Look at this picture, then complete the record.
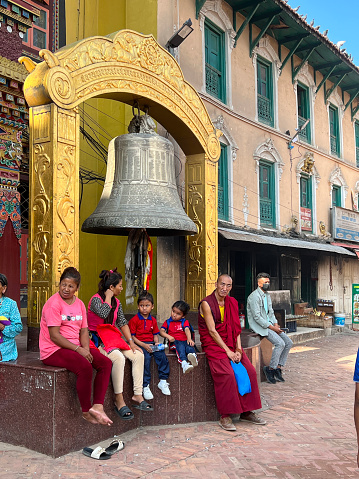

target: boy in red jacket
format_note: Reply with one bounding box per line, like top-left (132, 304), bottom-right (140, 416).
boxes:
top-left (128, 291), bottom-right (170, 400)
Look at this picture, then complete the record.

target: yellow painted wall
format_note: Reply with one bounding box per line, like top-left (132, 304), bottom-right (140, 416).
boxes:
top-left (64, 0), bottom-right (158, 313)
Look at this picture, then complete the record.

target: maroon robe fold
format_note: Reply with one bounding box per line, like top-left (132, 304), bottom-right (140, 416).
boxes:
top-left (199, 291), bottom-right (262, 416)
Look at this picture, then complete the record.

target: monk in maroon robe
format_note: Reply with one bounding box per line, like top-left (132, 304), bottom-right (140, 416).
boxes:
top-left (199, 274), bottom-right (266, 431)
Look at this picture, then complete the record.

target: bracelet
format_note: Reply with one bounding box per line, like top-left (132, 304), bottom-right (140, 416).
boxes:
top-left (128, 337), bottom-right (133, 342)
top-left (74, 345), bottom-right (80, 351)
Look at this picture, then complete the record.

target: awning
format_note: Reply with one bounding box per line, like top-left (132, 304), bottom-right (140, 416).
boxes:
top-left (219, 227), bottom-right (356, 256)
top-left (332, 242), bottom-right (359, 259)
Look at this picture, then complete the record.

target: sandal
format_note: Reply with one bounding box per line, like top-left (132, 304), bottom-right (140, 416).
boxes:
top-left (132, 400), bottom-right (154, 411)
top-left (105, 439), bottom-right (125, 455)
top-left (114, 405), bottom-right (134, 420)
top-left (82, 446), bottom-right (112, 460)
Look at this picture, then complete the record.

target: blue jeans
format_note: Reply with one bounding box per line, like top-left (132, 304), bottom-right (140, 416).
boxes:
top-left (141, 342), bottom-right (170, 387)
top-left (174, 340), bottom-right (196, 363)
top-left (266, 330), bottom-right (293, 369)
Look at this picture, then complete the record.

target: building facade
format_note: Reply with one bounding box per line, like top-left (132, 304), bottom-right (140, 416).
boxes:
top-left (156, 0), bottom-right (359, 318)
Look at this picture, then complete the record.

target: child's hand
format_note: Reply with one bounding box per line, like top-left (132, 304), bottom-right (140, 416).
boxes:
top-left (144, 344), bottom-right (153, 353)
top-left (168, 335), bottom-right (175, 342)
top-left (187, 339), bottom-right (195, 347)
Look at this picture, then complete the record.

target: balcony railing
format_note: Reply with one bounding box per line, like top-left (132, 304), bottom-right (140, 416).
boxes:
top-left (260, 198), bottom-right (274, 225)
top-left (257, 94), bottom-right (273, 126)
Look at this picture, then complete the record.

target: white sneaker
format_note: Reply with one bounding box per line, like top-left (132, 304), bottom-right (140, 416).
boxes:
top-left (143, 385), bottom-right (153, 400)
top-left (182, 360), bottom-right (194, 374)
top-left (158, 379), bottom-right (171, 395)
top-left (187, 353), bottom-right (198, 367)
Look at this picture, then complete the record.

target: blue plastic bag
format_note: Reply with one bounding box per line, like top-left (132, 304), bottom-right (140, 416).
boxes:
top-left (231, 361), bottom-right (252, 396)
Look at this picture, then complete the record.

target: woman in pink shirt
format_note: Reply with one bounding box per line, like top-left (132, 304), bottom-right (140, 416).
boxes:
top-left (39, 267), bottom-right (113, 426)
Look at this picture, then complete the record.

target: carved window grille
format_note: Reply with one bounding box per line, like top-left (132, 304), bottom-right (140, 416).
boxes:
top-left (259, 161), bottom-right (275, 226)
top-left (218, 144), bottom-right (229, 221)
top-left (355, 121), bottom-right (359, 167)
top-left (257, 58), bottom-right (273, 127)
top-left (204, 19), bottom-right (226, 103)
top-left (297, 83), bottom-right (311, 144)
top-left (329, 105), bottom-right (340, 156)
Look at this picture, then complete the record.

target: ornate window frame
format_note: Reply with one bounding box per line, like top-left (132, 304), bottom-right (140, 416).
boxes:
top-left (213, 115), bottom-right (238, 224)
top-left (293, 62), bottom-right (316, 145)
top-left (252, 37), bottom-right (281, 129)
top-left (199, 0), bottom-right (235, 108)
top-left (327, 89), bottom-right (344, 158)
top-left (253, 139), bottom-right (283, 229)
top-left (295, 152), bottom-right (320, 234)
top-left (329, 166), bottom-right (347, 207)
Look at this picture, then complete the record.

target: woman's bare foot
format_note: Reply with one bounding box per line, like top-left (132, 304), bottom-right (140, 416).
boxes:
top-left (132, 394), bottom-right (145, 404)
top-left (82, 411), bottom-right (99, 424)
top-left (89, 404), bottom-right (113, 426)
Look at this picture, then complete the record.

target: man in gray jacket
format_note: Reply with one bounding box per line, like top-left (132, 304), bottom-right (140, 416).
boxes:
top-left (247, 272), bottom-right (293, 384)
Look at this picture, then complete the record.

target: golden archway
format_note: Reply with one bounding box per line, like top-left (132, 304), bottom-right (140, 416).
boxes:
top-left (22, 30), bottom-right (220, 328)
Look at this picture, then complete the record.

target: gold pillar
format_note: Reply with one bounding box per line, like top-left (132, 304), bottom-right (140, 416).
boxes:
top-left (186, 153), bottom-right (218, 309)
top-left (28, 104), bottom-right (80, 327)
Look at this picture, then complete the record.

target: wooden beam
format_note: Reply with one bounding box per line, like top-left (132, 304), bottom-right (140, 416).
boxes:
top-left (294, 41), bottom-right (321, 53)
top-left (315, 60), bottom-right (342, 71)
top-left (278, 32), bottom-right (310, 45)
top-left (250, 13), bottom-right (279, 56)
top-left (351, 103), bottom-right (359, 121)
top-left (315, 65), bottom-right (337, 94)
top-left (325, 73), bottom-right (349, 101)
top-left (280, 38), bottom-right (304, 72)
top-left (251, 7), bottom-right (281, 22)
top-left (292, 45), bottom-right (318, 82)
top-left (329, 67), bottom-right (352, 76)
top-left (236, 0), bottom-right (263, 8)
top-left (196, 0), bottom-right (207, 19)
top-left (234, 1), bottom-right (264, 47)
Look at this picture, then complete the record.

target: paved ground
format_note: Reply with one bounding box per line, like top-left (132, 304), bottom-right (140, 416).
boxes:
top-left (1, 331), bottom-right (359, 478)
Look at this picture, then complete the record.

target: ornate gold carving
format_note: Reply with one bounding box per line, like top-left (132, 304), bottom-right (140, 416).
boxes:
top-left (33, 108), bottom-right (51, 142)
top-left (0, 55), bottom-right (28, 82)
top-left (18, 56), bottom-right (36, 73)
top-left (206, 184), bottom-right (217, 284)
top-left (301, 152), bottom-right (315, 174)
top-left (186, 154), bottom-right (218, 308)
top-left (28, 105), bottom-right (79, 327)
top-left (56, 145), bottom-right (75, 273)
top-left (58, 110), bottom-right (76, 144)
top-left (22, 30), bottom-right (221, 161)
top-left (188, 185), bottom-right (203, 279)
top-left (32, 144), bottom-right (51, 280)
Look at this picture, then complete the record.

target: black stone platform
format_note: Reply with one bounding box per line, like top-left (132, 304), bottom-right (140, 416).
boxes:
top-left (0, 332), bottom-right (261, 457)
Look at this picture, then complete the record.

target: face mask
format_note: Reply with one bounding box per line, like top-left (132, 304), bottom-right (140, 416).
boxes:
top-left (262, 283), bottom-right (270, 291)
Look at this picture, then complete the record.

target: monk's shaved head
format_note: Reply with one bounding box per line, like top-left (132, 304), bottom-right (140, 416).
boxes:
top-left (216, 274), bottom-right (232, 283)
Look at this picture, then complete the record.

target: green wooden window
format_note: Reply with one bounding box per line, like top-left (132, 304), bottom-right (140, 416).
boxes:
top-left (329, 105), bottom-right (340, 156)
top-left (257, 58), bottom-right (273, 127)
top-left (259, 161), bottom-right (275, 226)
top-left (300, 175), bottom-right (312, 231)
top-left (332, 185), bottom-right (341, 207)
top-left (297, 83), bottom-right (311, 144)
top-left (355, 122), bottom-right (359, 167)
top-left (205, 20), bottom-right (226, 103)
top-left (218, 144), bottom-right (229, 221)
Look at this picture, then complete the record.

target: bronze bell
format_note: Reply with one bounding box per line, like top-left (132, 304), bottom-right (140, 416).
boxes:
top-left (81, 113), bottom-right (197, 236)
